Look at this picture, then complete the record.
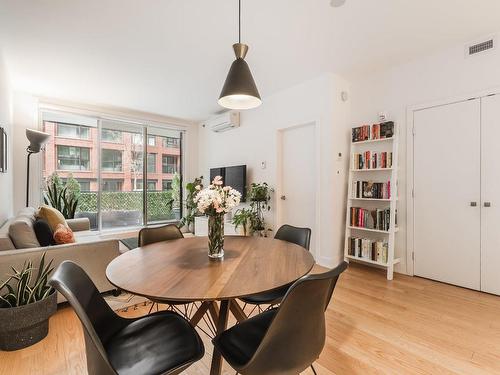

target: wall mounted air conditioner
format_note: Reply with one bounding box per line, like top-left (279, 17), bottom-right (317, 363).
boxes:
top-left (205, 111), bottom-right (240, 133)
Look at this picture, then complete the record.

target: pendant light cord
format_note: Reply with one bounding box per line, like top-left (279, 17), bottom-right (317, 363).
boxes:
top-left (238, 0), bottom-right (241, 43)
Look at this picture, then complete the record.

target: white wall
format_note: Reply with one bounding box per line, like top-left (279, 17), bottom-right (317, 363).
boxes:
top-left (0, 50), bottom-right (13, 224)
top-left (198, 73), bottom-right (351, 267)
top-left (349, 36), bottom-right (500, 274)
top-left (11, 93), bottom-right (199, 217)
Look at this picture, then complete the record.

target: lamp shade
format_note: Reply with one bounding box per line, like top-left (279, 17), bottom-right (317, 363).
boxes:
top-left (26, 128), bottom-right (50, 153)
top-left (218, 44), bottom-right (261, 110)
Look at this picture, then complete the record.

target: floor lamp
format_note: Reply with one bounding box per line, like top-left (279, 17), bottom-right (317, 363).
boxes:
top-left (26, 129), bottom-right (50, 207)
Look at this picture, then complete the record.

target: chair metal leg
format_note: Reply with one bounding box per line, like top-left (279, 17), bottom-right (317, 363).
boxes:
top-left (310, 364), bottom-right (317, 375)
top-left (148, 302), bottom-right (156, 314)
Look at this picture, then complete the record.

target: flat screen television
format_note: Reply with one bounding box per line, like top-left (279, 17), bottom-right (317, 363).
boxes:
top-left (209, 165), bottom-right (247, 201)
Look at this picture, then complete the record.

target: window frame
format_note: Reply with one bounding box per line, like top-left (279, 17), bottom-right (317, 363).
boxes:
top-left (40, 109), bottom-right (186, 231)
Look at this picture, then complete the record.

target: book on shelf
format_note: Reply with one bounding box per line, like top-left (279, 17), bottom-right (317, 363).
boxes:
top-left (352, 151), bottom-right (392, 170)
top-left (347, 237), bottom-right (388, 264)
top-left (352, 121), bottom-right (394, 143)
top-left (350, 207), bottom-right (393, 231)
top-left (352, 180), bottom-right (391, 199)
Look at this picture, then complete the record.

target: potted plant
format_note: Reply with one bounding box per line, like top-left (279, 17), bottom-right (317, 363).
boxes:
top-left (232, 208), bottom-right (256, 236)
top-left (43, 172), bottom-right (80, 219)
top-left (248, 182), bottom-right (273, 236)
top-left (0, 253), bottom-right (57, 351)
top-left (179, 176), bottom-right (203, 233)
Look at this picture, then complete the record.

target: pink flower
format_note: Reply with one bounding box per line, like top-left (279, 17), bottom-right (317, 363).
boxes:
top-left (213, 175), bottom-right (223, 186)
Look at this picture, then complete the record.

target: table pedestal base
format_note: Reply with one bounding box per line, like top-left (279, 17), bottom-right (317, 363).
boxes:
top-left (190, 299), bottom-right (248, 375)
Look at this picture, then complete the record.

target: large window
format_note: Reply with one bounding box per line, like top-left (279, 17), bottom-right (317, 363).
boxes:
top-left (56, 123), bottom-right (90, 139)
top-left (57, 146), bottom-right (90, 171)
top-left (102, 149), bottom-right (123, 172)
top-left (42, 112), bottom-right (183, 231)
top-left (162, 155), bottom-right (178, 174)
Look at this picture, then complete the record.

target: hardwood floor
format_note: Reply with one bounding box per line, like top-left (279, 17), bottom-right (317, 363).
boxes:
top-left (1, 263), bottom-right (500, 374)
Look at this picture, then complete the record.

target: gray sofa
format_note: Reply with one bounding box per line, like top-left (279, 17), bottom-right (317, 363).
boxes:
top-left (0, 208), bottom-right (124, 302)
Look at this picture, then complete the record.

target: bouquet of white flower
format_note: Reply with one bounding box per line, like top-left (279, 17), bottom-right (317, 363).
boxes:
top-left (194, 176), bottom-right (242, 259)
top-left (194, 176), bottom-right (242, 216)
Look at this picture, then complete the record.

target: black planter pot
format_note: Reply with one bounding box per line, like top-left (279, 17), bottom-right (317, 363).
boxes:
top-left (0, 291), bottom-right (57, 351)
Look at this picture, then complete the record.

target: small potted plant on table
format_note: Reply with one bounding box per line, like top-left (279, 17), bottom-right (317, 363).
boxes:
top-left (0, 253), bottom-right (57, 351)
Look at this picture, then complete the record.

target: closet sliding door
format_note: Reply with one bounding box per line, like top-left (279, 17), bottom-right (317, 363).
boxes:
top-left (481, 94), bottom-right (500, 295)
top-left (413, 99), bottom-right (481, 290)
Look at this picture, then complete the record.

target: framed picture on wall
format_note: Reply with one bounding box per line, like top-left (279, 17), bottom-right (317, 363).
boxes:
top-left (0, 127), bottom-right (7, 173)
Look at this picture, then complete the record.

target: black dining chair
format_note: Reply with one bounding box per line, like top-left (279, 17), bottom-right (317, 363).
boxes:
top-left (49, 261), bottom-right (204, 375)
top-left (138, 224), bottom-right (195, 317)
top-left (213, 261), bottom-right (347, 375)
top-left (240, 224), bottom-right (312, 314)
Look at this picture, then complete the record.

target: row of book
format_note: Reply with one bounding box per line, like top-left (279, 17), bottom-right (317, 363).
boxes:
top-left (352, 180), bottom-right (391, 199)
top-left (350, 207), bottom-right (392, 231)
top-left (352, 151), bottom-right (393, 170)
top-left (352, 121), bottom-right (394, 143)
top-left (347, 237), bottom-right (389, 264)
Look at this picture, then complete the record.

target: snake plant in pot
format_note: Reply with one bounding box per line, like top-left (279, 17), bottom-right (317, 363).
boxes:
top-left (0, 253), bottom-right (57, 351)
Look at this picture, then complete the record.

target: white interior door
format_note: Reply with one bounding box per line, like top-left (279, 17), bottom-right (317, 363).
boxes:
top-left (279, 123), bottom-right (317, 254)
top-left (481, 94), bottom-right (500, 295)
top-left (414, 99), bottom-right (481, 290)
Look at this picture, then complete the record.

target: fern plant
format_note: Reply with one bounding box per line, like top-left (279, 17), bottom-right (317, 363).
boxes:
top-left (0, 253), bottom-right (54, 308)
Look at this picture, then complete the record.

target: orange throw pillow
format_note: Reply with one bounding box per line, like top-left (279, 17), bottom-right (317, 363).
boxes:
top-left (38, 205), bottom-right (68, 232)
top-left (53, 223), bottom-right (75, 245)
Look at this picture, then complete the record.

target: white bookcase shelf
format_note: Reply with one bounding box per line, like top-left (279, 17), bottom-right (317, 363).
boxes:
top-left (350, 168), bottom-right (393, 172)
top-left (345, 255), bottom-right (401, 268)
top-left (348, 226), bottom-right (399, 234)
top-left (351, 137), bottom-right (394, 145)
top-left (349, 197), bottom-right (396, 202)
top-left (344, 123), bottom-right (399, 280)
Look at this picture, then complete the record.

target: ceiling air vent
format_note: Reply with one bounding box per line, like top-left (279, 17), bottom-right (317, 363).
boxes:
top-left (466, 37), bottom-right (495, 57)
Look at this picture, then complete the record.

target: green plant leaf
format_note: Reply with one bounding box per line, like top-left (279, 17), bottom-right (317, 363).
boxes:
top-left (0, 295), bottom-right (12, 308)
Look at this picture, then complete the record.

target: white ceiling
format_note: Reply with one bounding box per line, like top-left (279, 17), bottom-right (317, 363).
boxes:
top-left (1, 0), bottom-right (500, 121)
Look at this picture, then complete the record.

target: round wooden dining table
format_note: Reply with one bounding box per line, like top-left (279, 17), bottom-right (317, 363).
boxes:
top-left (106, 235), bottom-right (315, 375)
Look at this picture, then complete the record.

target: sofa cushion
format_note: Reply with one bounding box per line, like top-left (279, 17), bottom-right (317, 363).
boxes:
top-left (38, 205), bottom-right (67, 232)
top-left (17, 207), bottom-right (37, 218)
top-left (8, 216), bottom-right (40, 249)
top-left (0, 219), bottom-right (15, 251)
top-left (33, 219), bottom-right (56, 247)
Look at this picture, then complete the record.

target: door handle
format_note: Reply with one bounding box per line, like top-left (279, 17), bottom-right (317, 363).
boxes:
top-left (470, 202), bottom-right (477, 207)
top-left (280, 195), bottom-right (286, 200)
top-left (484, 202), bottom-right (491, 207)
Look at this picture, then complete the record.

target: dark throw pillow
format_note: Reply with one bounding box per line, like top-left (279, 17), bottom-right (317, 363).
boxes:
top-left (33, 219), bottom-right (56, 247)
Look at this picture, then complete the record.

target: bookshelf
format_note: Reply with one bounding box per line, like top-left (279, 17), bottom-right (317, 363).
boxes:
top-left (344, 122), bottom-right (400, 280)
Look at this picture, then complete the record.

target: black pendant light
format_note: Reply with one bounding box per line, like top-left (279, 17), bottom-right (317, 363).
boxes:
top-left (218, 0), bottom-right (261, 110)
